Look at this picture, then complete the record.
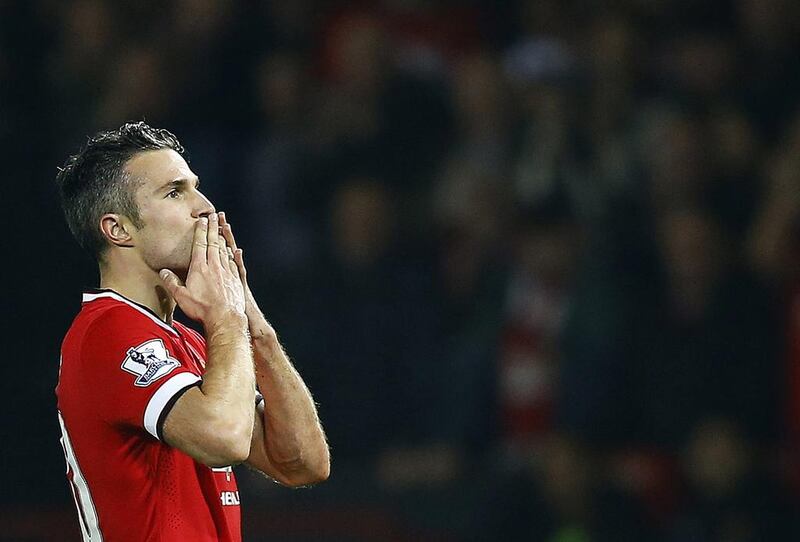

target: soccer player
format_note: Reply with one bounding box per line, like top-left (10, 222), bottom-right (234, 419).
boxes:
top-left (54, 122), bottom-right (330, 541)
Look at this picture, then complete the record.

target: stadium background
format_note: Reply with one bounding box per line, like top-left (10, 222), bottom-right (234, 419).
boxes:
top-left (2, 0), bottom-right (800, 539)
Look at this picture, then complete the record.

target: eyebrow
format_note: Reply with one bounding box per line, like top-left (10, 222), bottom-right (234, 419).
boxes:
top-left (154, 176), bottom-right (200, 194)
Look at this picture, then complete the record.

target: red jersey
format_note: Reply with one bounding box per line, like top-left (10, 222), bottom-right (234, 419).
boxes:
top-left (56, 290), bottom-right (242, 542)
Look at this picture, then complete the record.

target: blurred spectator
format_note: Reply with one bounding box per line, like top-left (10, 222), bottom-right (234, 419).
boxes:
top-left (375, 1), bottom-right (483, 78)
top-left (705, 105), bottom-right (763, 236)
top-left (496, 197), bottom-right (583, 470)
top-left (93, 45), bottom-right (174, 128)
top-left (747, 111), bottom-right (800, 493)
top-left (655, 30), bottom-right (736, 103)
top-left (45, 0), bottom-right (120, 140)
top-left (484, 434), bottom-right (653, 540)
top-left (504, 35), bottom-right (603, 221)
top-left (636, 103), bottom-right (711, 212)
top-left (748, 111), bottom-right (800, 285)
top-left (239, 51), bottom-right (317, 280)
top-left (312, 10), bottom-right (450, 192)
top-left (437, 51), bottom-right (512, 187)
top-left (431, 172), bottom-right (510, 460)
top-left (664, 418), bottom-right (797, 541)
top-left (290, 177), bottom-right (440, 467)
top-left (582, 13), bottom-right (643, 200)
top-left (735, 0), bottom-right (800, 140)
top-left (632, 207), bottom-right (781, 450)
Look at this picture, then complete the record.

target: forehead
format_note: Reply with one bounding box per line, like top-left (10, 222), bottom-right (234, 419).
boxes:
top-left (124, 148), bottom-right (194, 186)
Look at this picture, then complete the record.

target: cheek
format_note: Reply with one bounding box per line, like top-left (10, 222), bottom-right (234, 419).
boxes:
top-left (138, 218), bottom-right (185, 256)
top-left (136, 202), bottom-right (197, 258)
top-left (142, 206), bottom-right (192, 238)
top-left (141, 227), bottom-right (193, 269)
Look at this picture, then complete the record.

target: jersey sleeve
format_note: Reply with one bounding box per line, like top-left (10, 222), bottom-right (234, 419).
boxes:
top-left (80, 306), bottom-right (201, 440)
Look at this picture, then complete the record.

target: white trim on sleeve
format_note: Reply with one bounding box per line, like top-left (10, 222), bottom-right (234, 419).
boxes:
top-left (143, 371), bottom-right (202, 439)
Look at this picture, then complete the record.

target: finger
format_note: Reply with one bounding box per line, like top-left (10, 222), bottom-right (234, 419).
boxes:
top-left (159, 269), bottom-right (187, 302)
top-left (207, 212), bottom-right (222, 265)
top-left (225, 246), bottom-right (237, 275)
top-left (191, 217), bottom-right (209, 268)
top-left (228, 248), bottom-right (242, 279)
top-left (217, 235), bottom-right (237, 277)
top-left (221, 223), bottom-right (238, 252)
top-left (233, 248), bottom-right (247, 281)
top-left (219, 213), bottom-right (239, 252)
top-left (218, 233), bottom-right (230, 268)
top-left (219, 211), bottom-right (239, 276)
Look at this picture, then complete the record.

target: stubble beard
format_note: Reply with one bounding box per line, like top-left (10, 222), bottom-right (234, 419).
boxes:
top-left (144, 227), bottom-right (194, 282)
top-left (172, 229), bottom-right (196, 281)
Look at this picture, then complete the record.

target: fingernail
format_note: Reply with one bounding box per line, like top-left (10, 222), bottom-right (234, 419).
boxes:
top-left (200, 217), bottom-right (208, 225)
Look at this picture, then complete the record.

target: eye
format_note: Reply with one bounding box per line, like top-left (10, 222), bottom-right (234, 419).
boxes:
top-left (166, 189), bottom-right (180, 199)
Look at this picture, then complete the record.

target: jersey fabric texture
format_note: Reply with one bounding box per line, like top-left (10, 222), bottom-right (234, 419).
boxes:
top-left (56, 290), bottom-right (242, 542)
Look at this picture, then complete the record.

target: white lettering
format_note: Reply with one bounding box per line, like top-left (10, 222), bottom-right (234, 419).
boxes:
top-left (219, 491), bottom-right (240, 506)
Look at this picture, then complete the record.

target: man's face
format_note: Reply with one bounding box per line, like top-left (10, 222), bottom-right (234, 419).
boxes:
top-left (124, 149), bottom-right (215, 278)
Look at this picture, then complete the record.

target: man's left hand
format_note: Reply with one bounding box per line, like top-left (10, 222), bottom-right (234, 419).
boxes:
top-left (218, 212), bottom-right (277, 345)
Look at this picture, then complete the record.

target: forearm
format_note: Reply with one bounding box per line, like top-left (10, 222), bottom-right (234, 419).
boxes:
top-left (200, 315), bottom-right (256, 441)
top-left (215, 214), bottom-right (328, 480)
top-left (161, 314), bottom-right (256, 466)
top-left (252, 331), bottom-right (328, 474)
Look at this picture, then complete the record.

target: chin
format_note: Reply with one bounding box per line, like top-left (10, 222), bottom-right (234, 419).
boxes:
top-left (158, 249), bottom-right (192, 281)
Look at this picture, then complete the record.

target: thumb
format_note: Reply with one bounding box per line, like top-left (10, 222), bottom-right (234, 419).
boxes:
top-left (159, 269), bottom-right (185, 299)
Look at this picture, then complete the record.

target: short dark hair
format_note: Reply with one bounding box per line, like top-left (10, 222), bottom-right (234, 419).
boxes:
top-left (56, 121), bottom-right (185, 260)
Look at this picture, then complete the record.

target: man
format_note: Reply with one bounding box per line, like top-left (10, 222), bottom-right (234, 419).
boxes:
top-left (55, 122), bottom-right (329, 541)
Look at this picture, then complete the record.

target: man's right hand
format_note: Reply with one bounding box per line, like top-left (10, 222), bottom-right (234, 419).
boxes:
top-left (159, 213), bottom-right (246, 327)
top-left (159, 212), bottom-right (256, 467)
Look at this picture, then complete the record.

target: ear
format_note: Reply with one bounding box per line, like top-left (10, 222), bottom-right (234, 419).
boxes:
top-left (99, 213), bottom-right (135, 248)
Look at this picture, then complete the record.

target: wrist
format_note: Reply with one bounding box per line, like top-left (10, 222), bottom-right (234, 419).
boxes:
top-left (251, 330), bottom-right (284, 367)
top-left (246, 311), bottom-right (277, 343)
top-left (205, 310), bottom-right (248, 337)
top-left (255, 327), bottom-right (283, 361)
top-left (251, 325), bottom-right (279, 349)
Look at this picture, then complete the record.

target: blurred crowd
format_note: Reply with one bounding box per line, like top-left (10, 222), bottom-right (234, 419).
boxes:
top-left (4, 0), bottom-right (800, 540)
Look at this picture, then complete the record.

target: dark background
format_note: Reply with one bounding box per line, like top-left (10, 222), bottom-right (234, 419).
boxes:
top-left (2, 0), bottom-right (800, 540)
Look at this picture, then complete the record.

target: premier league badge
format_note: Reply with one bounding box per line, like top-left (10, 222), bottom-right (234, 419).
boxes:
top-left (121, 339), bottom-right (181, 386)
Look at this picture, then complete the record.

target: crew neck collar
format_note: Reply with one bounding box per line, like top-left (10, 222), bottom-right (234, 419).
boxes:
top-left (82, 288), bottom-right (178, 336)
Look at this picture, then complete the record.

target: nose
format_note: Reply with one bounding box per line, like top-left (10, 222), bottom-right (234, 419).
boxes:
top-left (192, 191), bottom-right (216, 219)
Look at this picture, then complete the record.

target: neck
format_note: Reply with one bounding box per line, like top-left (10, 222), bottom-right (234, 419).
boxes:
top-left (99, 262), bottom-right (176, 324)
